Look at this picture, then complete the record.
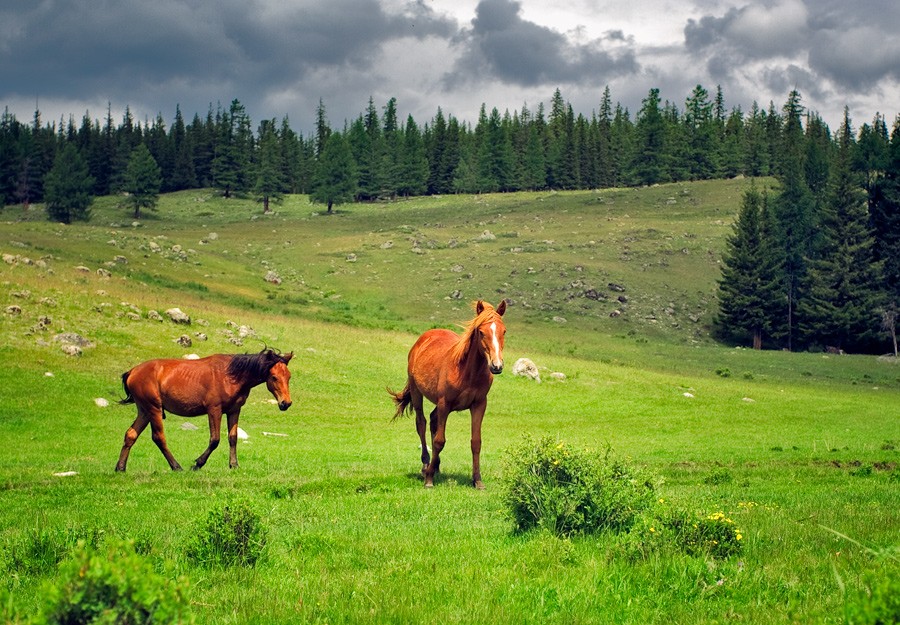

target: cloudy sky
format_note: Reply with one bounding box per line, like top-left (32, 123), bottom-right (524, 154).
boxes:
top-left (2, 0), bottom-right (898, 135)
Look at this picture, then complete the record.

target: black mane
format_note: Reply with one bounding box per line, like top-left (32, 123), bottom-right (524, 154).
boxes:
top-left (226, 348), bottom-right (288, 383)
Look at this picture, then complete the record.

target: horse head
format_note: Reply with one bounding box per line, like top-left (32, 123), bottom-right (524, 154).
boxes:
top-left (266, 351), bottom-right (294, 411)
top-left (475, 300), bottom-right (507, 375)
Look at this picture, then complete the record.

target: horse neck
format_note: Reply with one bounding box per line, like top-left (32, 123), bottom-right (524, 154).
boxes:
top-left (226, 357), bottom-right (268, 390)
top-left (453, 325), bottom-right (489, 380)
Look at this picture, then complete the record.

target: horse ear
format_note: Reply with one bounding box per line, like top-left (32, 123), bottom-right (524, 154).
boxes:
top-left (283, 352), bottom-right (294, 363)
top-left (475, 300), bottom-right (485, 314)
top-left (496, 299), bottom-right (507, 316)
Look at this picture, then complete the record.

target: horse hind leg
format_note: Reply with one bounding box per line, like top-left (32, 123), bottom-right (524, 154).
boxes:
top-left (147, 408), bottom-right (182, 471)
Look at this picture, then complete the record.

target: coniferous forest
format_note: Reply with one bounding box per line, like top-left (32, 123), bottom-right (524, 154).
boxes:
top-left (1, 85), bottom-right (898, 354)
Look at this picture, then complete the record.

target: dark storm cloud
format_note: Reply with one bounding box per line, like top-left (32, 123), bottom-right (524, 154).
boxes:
top-left (683, 0), bottom-right (900, 95)
top-left (0, 0), bottom-right (456, 115)
top-left (445, 0), bottom-right (638, 88)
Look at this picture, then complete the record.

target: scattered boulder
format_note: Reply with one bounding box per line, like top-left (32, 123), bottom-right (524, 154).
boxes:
top-left (147, 310), bottom-right (163, 322)
top-left (181, 422), bottom-right (199, 430)
top-left (237, 427), bottom-right (249, 440)
top-left (380, 241), bottom-right (393, 249)
top-left (53, 332), bottom-right (93, 347)
top-left (512, 357), bottom-right (541, 383)
top-left (74, 265), bottom-right (91, 273)
top-left (264, 270), bottom-right (282, 285)
top-left (175, 335), bottom-right (192, 347)
top-left (346, 253), bottom-right (358, 262)
top-left (61, 344), bottom-right (82, 357)
top-left (94, 398), bottom-right (110, 408)
top-left (549, 372), bottom-right (567, 381)
top-left (478, 230), bottom-right (496, 241)
top-left (5, 305), bottom-right (21, 316)
top-left (165, 308), bottom-right (191, 324)
top-left (608, 282), bottom-right (626, 292)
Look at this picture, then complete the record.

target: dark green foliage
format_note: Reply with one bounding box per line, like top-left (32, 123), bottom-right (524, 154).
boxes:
top-left (186, 501), bottom-right (267, 568)
top-left (310, 131), bottom-right (357, 213)
top-left (39, 539), bottom-right (191, 625)
top-left (122, 143), bottom-right (162, 219)
top-left (253, 119), bottom-right (285, 213)
top-left (501, 436), bottom-right (655, 537)
top-left (717, 184), bottom-right (783, 348)
top-left (43, 143), bottom-right (94, 223)
top-left (798, 111), bottom-right (884, 352)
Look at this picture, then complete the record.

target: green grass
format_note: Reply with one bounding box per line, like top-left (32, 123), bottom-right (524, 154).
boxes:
top-left (0, 181), bottom-right (898, 624)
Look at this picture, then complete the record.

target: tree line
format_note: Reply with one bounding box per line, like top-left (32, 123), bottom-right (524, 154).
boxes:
top-left (0, 86), bottom-right (897, 353)
top-left (717, 93), bottom-right (899, 355)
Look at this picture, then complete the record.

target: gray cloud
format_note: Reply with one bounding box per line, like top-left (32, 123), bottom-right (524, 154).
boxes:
top-left (445, 0), bottom-right (638, 88)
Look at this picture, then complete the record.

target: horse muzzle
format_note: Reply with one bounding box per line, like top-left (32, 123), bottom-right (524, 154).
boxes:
top-left (489, 363), bottom-right (504, 375)
top-left (278, 400), bottom-right (292, 411)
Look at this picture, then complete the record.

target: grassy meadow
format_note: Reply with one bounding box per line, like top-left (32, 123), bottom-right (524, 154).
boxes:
top-left (0, 180), bottom-right (898, 624)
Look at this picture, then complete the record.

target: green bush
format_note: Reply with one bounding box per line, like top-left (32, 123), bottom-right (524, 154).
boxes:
top-left (622, 508), bottom-right (745, 560)
top-left (843, 564), bottom-right (900, 624)
top-left (501, 436), bottom-right (656, 537)
top-left (39, 539), bottom-right (191, 625)
top-left (662, 509), bottom-right (744, 559)
top-left (185, 500), bottom-right (268, 568)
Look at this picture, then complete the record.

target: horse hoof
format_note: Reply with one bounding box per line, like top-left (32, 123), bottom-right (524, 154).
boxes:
top-left (114, 466), bottom-right (125, 473)
top-left (424, 481), bottom-right (434, 489)
top-left (473, 480), bottom-right (485, 490)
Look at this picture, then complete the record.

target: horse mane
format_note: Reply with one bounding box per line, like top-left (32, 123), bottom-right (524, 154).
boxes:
top-left (227, 348), bottom-right (289, 383)
top-left (449, 302), bottom-right (499, 365)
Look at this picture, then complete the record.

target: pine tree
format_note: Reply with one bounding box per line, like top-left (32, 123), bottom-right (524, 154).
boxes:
top-left (632, 88), bottom-right (667, 185)
top-left (44, 143), bottom-right (94, 224)
top-left (310, 131), bottom-right (356, 213)
top-left (797, 110), bottom-right (883, 352)
top-left (870, 117), bottom-right (900, 317)
top-left (253, 120), bottom-right (285, 214)
top-left (771, 90), bottom-right (816, 349)
top-left (398, 115), bottom-right (428, 197)
top-left (122, 143), bottom-right (162, 219)
top-left (684, 84), bottom-right (718, 180)
top-left (717, 184), bottom-right (782, 348)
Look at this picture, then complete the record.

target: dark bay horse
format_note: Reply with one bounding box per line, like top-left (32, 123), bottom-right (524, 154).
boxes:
top-left (116, 349), bottom-right (293, 472)
top-left (389, 299), bottom-right (507, 489)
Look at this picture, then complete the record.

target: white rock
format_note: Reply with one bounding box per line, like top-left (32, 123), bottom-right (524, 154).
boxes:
top-left (237, 427), bottom-right (249, 440)
top-left (512, 357), bottom-right (541, 382)
top-left (94, 398), bottom-right (110, 407)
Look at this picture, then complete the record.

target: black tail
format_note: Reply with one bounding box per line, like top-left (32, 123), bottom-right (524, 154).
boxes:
top-left (119, 370), bottom-right (135, 405)
top-left (387, 384), bottom-right (412, 421)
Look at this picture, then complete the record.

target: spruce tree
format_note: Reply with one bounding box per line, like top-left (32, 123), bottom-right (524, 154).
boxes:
top-left (632, 88), bottom-right (667, 185)
top-left (44, 143), bottom-right (94, 224)
top-left (122, 143), bottom-right (162, 219)
top-left (797, 110), bottom-right (883, 352)
top-left (870, 117), bottom-right (900, 323)
top-left (310, 131), bottom-right (356, 213)
top-left (717, 184), bottom-right (782, 348)
top-left (253, 120), bottom-right (285, 214)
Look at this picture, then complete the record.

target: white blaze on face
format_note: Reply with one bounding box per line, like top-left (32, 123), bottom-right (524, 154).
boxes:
top-left (488, 321), bottom-right (502, 369)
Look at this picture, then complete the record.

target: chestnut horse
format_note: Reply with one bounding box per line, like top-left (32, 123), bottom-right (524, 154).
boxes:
top-left (116, 349), bottom-right (293, 472)
top-left (389, 300), bottom-right (507, 489)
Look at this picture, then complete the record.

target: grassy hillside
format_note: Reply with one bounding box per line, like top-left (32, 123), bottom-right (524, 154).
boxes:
top-left (0, 180), bottom-right (897, 624)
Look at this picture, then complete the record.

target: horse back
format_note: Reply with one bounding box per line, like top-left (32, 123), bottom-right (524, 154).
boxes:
top-left (122, 355), bottom-right (232, 416)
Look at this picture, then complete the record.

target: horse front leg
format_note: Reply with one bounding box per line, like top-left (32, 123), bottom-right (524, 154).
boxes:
top-left (192, 409), bottom-right (222, 470)
top-left (226, 411), bottom-right (241, 469)
top-left (148, 409), bottom-right (182, 471)
top-left (424, 405), bottom-right (449, 488)
top-left (470, 400), bottom-right (487, 490)
top-left (115, 412), bottom-right (150, 472)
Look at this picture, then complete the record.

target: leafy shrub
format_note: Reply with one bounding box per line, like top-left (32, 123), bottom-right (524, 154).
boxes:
top-left (843, 564), bottom-right (900, 625)
top-left (663, 510), bottom-right (744, 559)
top-left (185, 500), bottom-right (268, 568)
top-left (619, 506), bottom-right (745, 561)
top-left (501, 436), bottom-right (656, 537)
top-left (39, 538), bottom-right (191, 625)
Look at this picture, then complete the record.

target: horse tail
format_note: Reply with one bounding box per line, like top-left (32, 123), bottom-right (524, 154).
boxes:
top-left (119, 370), bottom-right (135, 405)
top-left (387, 384), bottom-right (412, 420)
